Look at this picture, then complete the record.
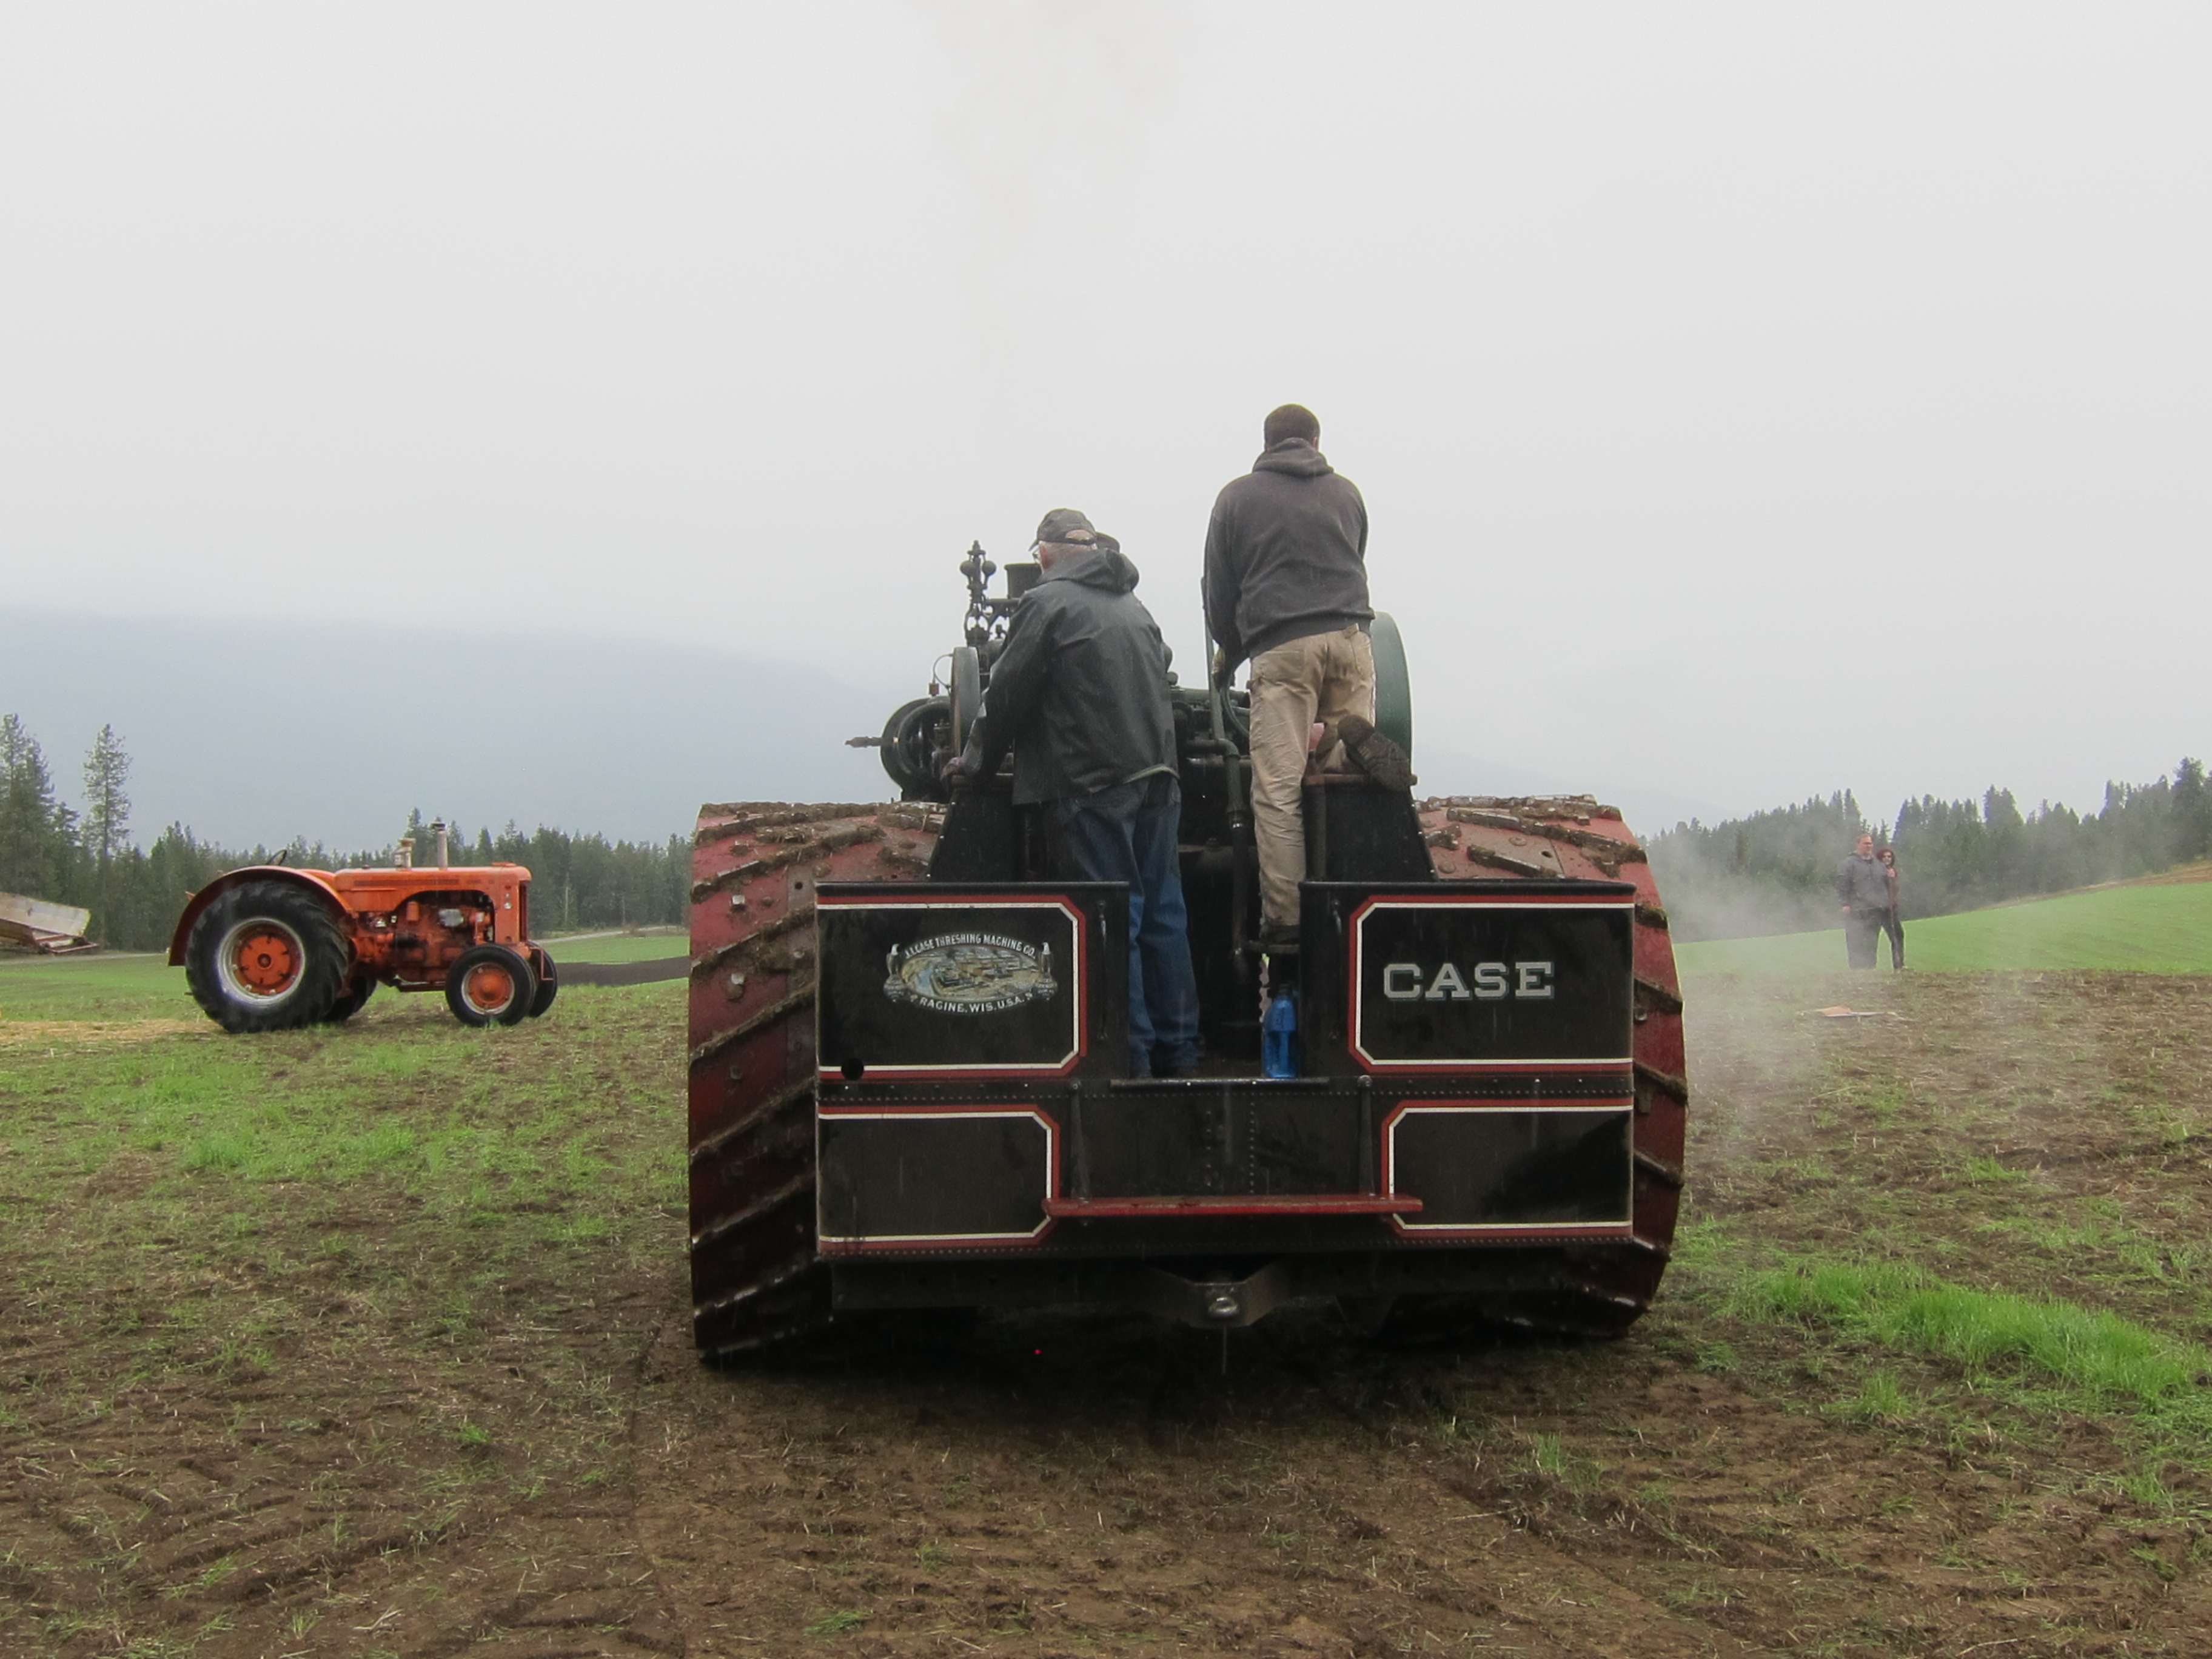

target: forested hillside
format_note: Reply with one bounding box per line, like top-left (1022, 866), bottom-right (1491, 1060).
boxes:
top-left (13, 706), bottom-right (2210, 951)
top-left (1651, 761), bottom-right (2212, 940)
top-left (1, 716), bottom-right (688, 950)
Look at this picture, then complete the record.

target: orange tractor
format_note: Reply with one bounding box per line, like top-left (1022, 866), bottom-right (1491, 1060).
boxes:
top-left (169, 823), bottom-right (558, 1033)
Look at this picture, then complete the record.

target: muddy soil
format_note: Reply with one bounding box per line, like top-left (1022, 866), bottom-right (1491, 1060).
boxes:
top-left (7, 971), bottom-right (2212, 1656)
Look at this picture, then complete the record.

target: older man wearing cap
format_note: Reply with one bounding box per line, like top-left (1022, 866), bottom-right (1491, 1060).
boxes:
top-left (946, 509), bottom-right (1202, 1078)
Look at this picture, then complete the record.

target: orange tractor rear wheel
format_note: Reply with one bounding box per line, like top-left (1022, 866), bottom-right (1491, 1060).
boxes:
top-left (183, 882), bottom-right (352, 1034)
top-left (320, 975), bottom-right (378, 1024)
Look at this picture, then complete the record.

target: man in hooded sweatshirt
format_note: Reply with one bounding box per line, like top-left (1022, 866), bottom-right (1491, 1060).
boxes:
top-left (947, 509), bottom-right (1202, 1078)
top-left (1835, 832), bottom-right (1891, 970)
top-left (1204, 404), bottom-right (1413, 950)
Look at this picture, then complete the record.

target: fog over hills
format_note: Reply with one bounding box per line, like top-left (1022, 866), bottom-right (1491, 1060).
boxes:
top-left (2, 609), bottom-right (1723, 851)
top-left (2, 611), bottom-right (905, 850)
top-left (5, 10), bottom-right (2208, 852)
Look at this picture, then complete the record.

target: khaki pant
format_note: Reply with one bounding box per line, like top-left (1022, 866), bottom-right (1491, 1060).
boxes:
top-left (1247, 626), bottom-right (1375, 933)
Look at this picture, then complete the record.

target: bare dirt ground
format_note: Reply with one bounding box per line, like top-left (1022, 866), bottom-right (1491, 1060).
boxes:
top-left (6, 970), bottom-right (2212, 1657)
top-left (0, 1017), bottom-right (202, 1048)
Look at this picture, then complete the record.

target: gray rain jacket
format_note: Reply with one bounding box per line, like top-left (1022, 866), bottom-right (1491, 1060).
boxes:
top-left (959, 545), bottom-right (1178, 805)
top-left (1203, 439), bottom-right (1372, 669)
top-left (1835, 852), bottom-right (1891, 911)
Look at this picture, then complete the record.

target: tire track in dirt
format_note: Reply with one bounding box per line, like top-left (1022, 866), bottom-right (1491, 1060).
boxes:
top-left (0, 1264), bottom-right (690, 1657)
top-left (1251, 1324), bottom-right (1771, 1659)
top-left (626, 1300), bottom-right (1784, 1658)
top-left (15, 973), bottom-right (2212, 1654)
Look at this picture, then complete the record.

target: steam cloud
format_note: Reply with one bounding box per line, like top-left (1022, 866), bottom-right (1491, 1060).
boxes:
top-left (913, 0), bottom-right (1190, 357)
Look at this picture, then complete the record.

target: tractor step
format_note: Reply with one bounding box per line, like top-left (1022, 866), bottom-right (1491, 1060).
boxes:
top-left (1042, 1194), bottom-right (1421, 1219)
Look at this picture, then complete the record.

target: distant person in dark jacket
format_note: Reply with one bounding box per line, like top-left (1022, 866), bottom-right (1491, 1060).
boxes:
top-left (1203, 404), bottom-right (1412, 949)
top-left (1878, 845), bottom-right (1905, 970)
top-left (948, 509), bottom-right (1200, 1078)
top-left (1835, 833), bottom-right (1891, 970)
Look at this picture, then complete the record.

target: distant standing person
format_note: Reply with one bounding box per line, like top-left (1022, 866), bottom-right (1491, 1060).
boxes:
top-left (1835, 832), bottom-right (1891, 970)
top-left (1202, 403), bottom-right (1413, 950)
top-left (1878, 845), bottom-right (1905, 970)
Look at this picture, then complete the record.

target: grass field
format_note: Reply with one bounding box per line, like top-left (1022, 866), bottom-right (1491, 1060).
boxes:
top-left (533, 926), bottom-right (686, 963)
top-left (0, 967), bottom-right (683, 1655)
top-left (0, 929), bottom-right (685, 1025)
top-left (10, 941), bottom-right (2212, 1651)
top-left (1679, 876), bottom-right (2212, 976)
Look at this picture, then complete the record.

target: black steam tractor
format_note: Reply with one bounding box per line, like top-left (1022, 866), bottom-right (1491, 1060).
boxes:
top-left (686, 547), bottom-right (1688, 1359)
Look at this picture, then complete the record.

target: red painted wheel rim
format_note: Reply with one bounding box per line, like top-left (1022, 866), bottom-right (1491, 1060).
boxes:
top-left (462, 962), bottom-right (516, 1014)
top-left (218, 920), bottom-right (305, 1002)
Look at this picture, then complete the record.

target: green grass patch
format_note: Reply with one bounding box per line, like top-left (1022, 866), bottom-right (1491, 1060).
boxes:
top-left (1678, 879), bottom-right (2212, 976)
top-left (1741, 1257), bottom-right (2207, 1405)
top-left (0, 974), bottom-right (686, 1651)
top-left (7, 1013), bottom-right (667, 1204)
top-left (1842, 1368), bottom-right (1910, 1424)
top-left (1, 985), bottom-right (682, 1272)
top-left (0, 951), bottom-right (181, 1019)
top-left (535, 928), bottom-right (686, 964)
top-left (0, 936), bottom-right (681, 1024)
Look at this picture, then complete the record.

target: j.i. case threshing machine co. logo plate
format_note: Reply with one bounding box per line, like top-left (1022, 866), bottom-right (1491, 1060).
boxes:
top-left (882, 934), bottom-right (1059, 1013)
top-left (813, 885), bottom-right (1116, 1250)
top-left (815, 887), bottom-right (1112, 1080)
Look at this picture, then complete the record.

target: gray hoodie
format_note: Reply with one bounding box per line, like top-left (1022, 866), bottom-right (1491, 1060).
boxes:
top-left (960, 545), bottom-right (1178, 805)
top-left (1203, 440), bottom-right (1373, 669)
top-left (1835, 851), bottom-right (1891, 911)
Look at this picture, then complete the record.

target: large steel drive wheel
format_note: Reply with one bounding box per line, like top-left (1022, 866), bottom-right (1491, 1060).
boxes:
top-left (1369, 610), bottom-right (1414, 756)
top-left (1400, 795), bottom-right (1691, 1338)
top-left (686, 801), bottom-right (940, 1362)
top-left (184, 881), bottom-right (352, 1034)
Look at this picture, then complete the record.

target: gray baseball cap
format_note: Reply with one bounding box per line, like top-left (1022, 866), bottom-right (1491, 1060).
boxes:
top-left (1033, 508), bottom-right (1098, 546)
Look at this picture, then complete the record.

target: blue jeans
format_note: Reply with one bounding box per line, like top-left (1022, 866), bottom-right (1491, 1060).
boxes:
top-left (1048, 774), bottom-right (1202, 1076)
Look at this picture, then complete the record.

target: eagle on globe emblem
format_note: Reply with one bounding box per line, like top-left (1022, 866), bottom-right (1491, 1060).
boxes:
top-left (883, 936), bottom-right (1057, 1013)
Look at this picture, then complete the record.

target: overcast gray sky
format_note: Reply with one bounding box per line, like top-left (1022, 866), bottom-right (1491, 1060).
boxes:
top-left (4, 3), bottom-right (2207, 834)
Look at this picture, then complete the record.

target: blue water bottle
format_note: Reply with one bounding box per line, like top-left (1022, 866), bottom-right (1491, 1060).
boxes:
top-left (1262, 986), bottom-right (1300, 1079)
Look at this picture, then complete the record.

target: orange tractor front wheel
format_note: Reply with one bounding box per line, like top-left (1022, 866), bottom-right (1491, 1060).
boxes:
top-left (445, 944), bottom-right (539, 1027)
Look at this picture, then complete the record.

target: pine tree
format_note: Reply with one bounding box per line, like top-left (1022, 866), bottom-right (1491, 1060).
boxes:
top-left (81, 723), bottom-right (132, 866)
top-left (2174, 757), bottom-right (2210, 863)
top-left (78, 725), bottom-right (133, 940)
top-left (0, 714), bottom-right (64, 897)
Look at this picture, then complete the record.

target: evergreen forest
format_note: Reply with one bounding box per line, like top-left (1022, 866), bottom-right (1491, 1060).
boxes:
top-left (1649, 762), bottom-right (2212, 940)
top-left (7, 711), bottom-right (2209, 950)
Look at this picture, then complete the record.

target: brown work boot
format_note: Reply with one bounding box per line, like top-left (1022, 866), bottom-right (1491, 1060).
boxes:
top-left (1337, 715), bottom-right (1416, 791)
